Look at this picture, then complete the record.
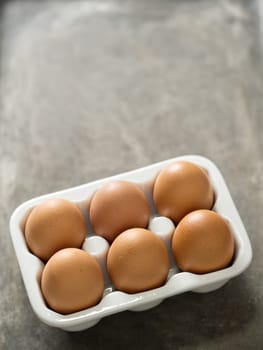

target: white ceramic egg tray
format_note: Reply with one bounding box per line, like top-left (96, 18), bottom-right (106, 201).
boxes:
top-left (9, 155), bottom-right (252, 331)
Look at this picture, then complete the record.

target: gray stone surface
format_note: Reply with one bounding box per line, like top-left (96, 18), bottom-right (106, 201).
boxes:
top-left (1, 0), bottom-right (263, 348)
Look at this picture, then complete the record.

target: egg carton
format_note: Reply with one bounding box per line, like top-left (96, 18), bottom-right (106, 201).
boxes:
top-left (9, 155), bottom-right (252, 331)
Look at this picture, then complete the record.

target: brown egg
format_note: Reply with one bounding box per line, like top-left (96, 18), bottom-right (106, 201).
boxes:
top-left (107, 228), bottom-right (169, 293)
top-left (153, 161), bottom-right (214, 223)
top-left (25, 198), bottom-right (86, 261)
top-left (172, 210), bottom-right (235, 274)
top-left (89, 181), bottom-right (150, 242)
top-left (41, 248), bottom-right (104, 314)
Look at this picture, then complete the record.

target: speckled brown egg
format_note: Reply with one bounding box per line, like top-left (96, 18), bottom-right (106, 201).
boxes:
top-left (41, 248), bottom-right (104, 314)
top-left (89, 181), bottom-right (150, 242)
top-left (153, 161), bottom-right (214, 223)
top-left (25, 198), bottom-right (86, 261)
top-left (172, 209), bottom-right (235, 274)
top-left (107, 228), bottom-right (169, 293)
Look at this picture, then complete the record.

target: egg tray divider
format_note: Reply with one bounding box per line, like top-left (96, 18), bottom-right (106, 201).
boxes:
top-left (9, 155), bottom-right (252, 331)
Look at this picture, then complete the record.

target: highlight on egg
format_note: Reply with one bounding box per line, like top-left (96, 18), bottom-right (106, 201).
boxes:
top-left (25, 198), bottom-right (86, 261)
top-left (153, 161), bottom-right (214, 223)
top-left (171, 209), bottom-right (235, 274)
top-left (89, 180), bottom-right (150, 242)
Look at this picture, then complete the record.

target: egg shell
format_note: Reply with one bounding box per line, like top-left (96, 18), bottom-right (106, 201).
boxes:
top-left (107, 228), bottom-right (170, 293)
top-left (172, 209), bottom-right (235, 274)
top-left (41, 248), bottom-right (104, 314)
top-left (89, 181), bottom-right (150, 242)
top-left (25, 198), bottom-right (86, 261)
top-left (153, 161), bottom-right (214, 223)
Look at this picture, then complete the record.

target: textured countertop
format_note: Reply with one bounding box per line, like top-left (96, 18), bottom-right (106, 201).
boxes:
top-left (1, 0), bottom-right (263, 349)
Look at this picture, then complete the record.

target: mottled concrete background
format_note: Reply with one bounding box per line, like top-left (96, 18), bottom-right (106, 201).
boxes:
top-left (1, 0), bottom-right (263, 349)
